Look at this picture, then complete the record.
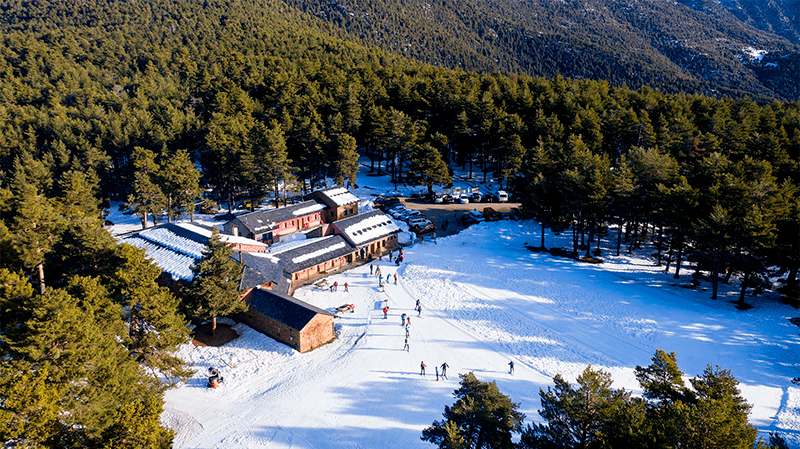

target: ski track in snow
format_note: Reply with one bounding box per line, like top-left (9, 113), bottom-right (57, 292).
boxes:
top-left (158, 163), bottom-right (800, 448)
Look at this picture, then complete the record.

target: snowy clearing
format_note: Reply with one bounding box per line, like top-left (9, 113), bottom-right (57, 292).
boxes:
top-left (156, 163), bottom-right (800, 448)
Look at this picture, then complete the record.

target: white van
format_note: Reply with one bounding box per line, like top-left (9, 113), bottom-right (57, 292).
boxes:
top-left (498, 190), bottom-right (509, 202)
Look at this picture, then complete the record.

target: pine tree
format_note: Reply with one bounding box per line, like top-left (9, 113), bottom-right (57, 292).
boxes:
top-left (257, 121), bottom-right (296, 207)
top-left (0, 360), bottom-right (63, 447)
top-left (189, 228), bottom-right (247, 335)
top-left (407, 142), bottom-right (451, 197)
top-left (521, 138), bottom-right (568, 249)
top-left (494, 133), bottom-right (526, 191)
top-left (126, 147), bottom-right (167, 229)
top-left (111, 244), bottom-right (190, 380)
top-left (634, 350), bottom-right (694, 449)
top-left (0, 268), bottom-right (35, 333)
top-left (10, 171), bottom-right (61, 295)
top-left (3, 287), bottom-right (151, 445)
top-left (50, 170), bottom-right (119, 283)
top-left (679, 365), bottom-right (757, 449)
top-left (522, 366), bottom-right (648, 449)
top-left (159, 149), bottom-right (202, 222)
top-left (328, 130), bottom-right (360, 187)
top-left (422, 372), bottom-right (524, 449)
top-left (100, 387), bottom-right (174, 449)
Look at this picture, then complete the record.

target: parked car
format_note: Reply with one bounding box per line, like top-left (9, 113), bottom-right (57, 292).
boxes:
top-left (411, 220), bottom-right (437, 234)
top-left (461, 209), bottom-right (485, 225)
top-left (375, 195), bottom-right (401, 210)
top-left (470, 192), bottom-right (483, 203)
top-left (433, 193), bottom-right (444, 203)
top-left (483, 207), bottom-right (502, 221)
top-left (441, 194), bottom-right (454, 204)
top-left (483, 193), bottom-right (498, 203)
top-left (408, 216), bottom-right (430, 227)
top-left (498, 190), bottom-right (509, 202)
top-left (389, 207), bottom-right (407, 219)
top-left (400, 210), bottom-right (422, 222)
top-left (508, 207), bottom-right (522, 220)
top-left (457, 193), bottom-right (470, 204)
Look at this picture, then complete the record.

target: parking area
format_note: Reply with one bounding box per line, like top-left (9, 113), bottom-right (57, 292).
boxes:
top-left (397, 198), bottom-right (522, 237)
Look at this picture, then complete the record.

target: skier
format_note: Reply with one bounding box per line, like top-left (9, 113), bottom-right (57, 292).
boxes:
top-left (404, 337), bottom-right (409, 351)
top-left (440, 362), bottom-right (449, 379)
top-left (405, 326), bottom-right (410, 338)
top-left (401, 313), bottom-right (407, 326)
top-left (420, 361), bottom-right (426, 376)
top-left (383, 306), bottom-right (388, 319)
top-left (333, 281), bottom-right (338, 291)
top-left (344, 282), bottom-right (349, 292)
top-left (379, 274), bottom-right (383, 285)
top-left (389, 251), bottom-right (393, 261)
top-left (406, 316), bottom-right (411, 326)
top-left (370, 264), bottom-right (374, 275)
top-left (435, 366), bottom-right (439, 381)
top-left (509, 360), bottom-right (515, 375)
top-left (415, 299), bottom-right (420, 309)
top-left (417, 304), bottom-right (422, 316)
top-left (394, 273), bottom-right (397, 284)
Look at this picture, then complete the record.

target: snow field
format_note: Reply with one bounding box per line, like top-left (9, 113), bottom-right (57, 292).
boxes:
top-left (163, 218), bottom-right (800, 448)
top-left (155, 161), bottom-right (800, 447)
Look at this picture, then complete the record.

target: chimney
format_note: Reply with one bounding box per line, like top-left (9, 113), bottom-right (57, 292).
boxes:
top-left (232, 226), bottom-right (238, 237)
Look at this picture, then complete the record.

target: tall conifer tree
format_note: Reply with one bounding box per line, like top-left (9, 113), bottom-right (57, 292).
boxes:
top-left (189, 229), bottom-right (246, 335)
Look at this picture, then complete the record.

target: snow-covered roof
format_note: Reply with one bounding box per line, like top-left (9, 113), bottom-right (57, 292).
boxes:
top-left (240, 235), bottom-right (355, 275)
top-left (325, 187), bottom-right (359, 206)
top-left (175, 222), bottom-right (266, 248)
top-left (122, 236), bottom-right (197, 281)
top-left (335, 210), bottom-right (400, 246)
top-left (138, 225), bottom-right (207, 259)
top-left (118, 222), bottom-right (265, 282)
top-left (292, 203), bottom-right (325, 216)
top-left (305, 186), bottom-right (359, 207)
top-left (229, 201), bottom-right (325, 234)
top-left (292, 242), bottom-right (348, 265)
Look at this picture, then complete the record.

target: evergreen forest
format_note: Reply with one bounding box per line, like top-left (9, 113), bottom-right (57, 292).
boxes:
top-left (0, 0), bottom-right (798, 446)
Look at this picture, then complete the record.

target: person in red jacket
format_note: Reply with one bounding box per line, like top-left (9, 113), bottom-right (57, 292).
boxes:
top-left (383, 306), bottom-right (388, 319)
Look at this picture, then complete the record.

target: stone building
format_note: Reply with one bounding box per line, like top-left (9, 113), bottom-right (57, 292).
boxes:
top-left (303, 186), bottom-right (359, 223)
top-left (236, 288), bottom-right (335, 353)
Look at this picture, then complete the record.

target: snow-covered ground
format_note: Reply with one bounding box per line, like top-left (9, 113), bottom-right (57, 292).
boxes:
top-left (151, 161), bottom-right (800, 447)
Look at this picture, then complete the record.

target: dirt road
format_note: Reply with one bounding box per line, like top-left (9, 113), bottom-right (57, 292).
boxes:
top-left (398, 198), bottom-right (521, 237)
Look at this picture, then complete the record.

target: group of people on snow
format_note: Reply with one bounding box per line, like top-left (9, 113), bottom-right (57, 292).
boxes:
top-left (420, 361), bottom-right (449, 381)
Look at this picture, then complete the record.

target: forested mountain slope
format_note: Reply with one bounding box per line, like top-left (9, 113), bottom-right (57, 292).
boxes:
top-left (713, 0), bottom-right (800, 45)
top-left (0, 0), bottom-right (799, 445)
top-left (288, 0), bottom-right (800, 100)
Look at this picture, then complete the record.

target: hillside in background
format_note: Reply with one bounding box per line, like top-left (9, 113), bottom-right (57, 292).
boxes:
top-left (288, 0), bottom-right (800, 101)
top-left (715, 0), bottom-right (800, 45)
